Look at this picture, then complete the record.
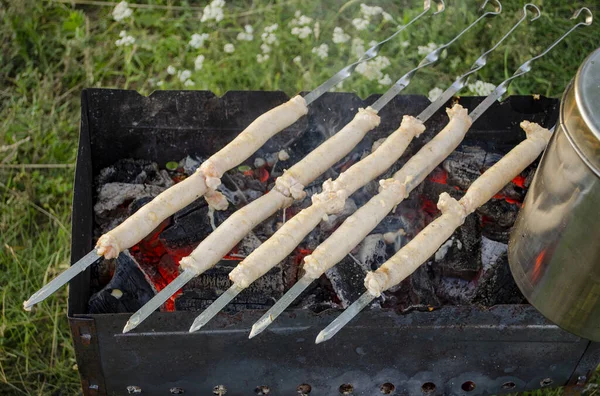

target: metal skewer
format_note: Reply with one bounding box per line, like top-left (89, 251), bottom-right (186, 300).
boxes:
top-left (23, 250), bottom-right (101, 311)
top-left (188, 1), bottom-right (502, 335)
top-left (120, 3), bottom-right (446, 333)
top-left (250, 2), bottom-right (548, 340)
top-left (23, 2), bottom-right (443, 312)
top-left (316, 8), bottom-right (592, 344)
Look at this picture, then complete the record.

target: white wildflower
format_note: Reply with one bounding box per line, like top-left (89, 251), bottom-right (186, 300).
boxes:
top-left (382, 12), bottom-right (394, 22)
top-left (167, 65), bottom-right (177, 75)
top-left (332, 27), bottom-right (350, 44)
top-left (351, 37), bottom-right (365, 57)
top-left (400, 40), bottom-right (410, 48)
top-left (156, 80), bottom-right (165, 87)
top-left (257, 54), bottom-right (270, 63)
top-left (290, 11), bottom-right (313, 27)
top-left (360, 4), bottom-right (384, 18)
top-left (314, 21), bottom-right (320, 39)
top-left (417, 42), bottom-right (439, 56)
top-left (449, 57), bottom-right (462, 71)
top-left (113, 1), bottom-right (133, 22)
top-left (368, 40), bottom-right (378, 48)
top-left (260, 43), bottom-right (271, 54)
top-left (224, 43), bottom-right (235, 53)
top-left (189, 33), bottom-right (209, 49)
top-left (256, 24), bottom-right (278, 64)
top-left (428, 87), bottom-right (444, 102)
top-left (261, 24), bottom-right (279, 45)
top-left (312, 44), bottom-right (329, 60)
top-left (177, 69), bottom-right (192, 82)
top-left (378, 74), bottom-right (392, 86)
top-left (194, 55), bottom-right (205, 71)
top-left (356, 56), bottom-right (390, 81)
top-left (291, 26), bottom-right (312, 39)
top-left (468, 80), bottom-right (496, 96)
top-left (265, 23), bottom-right (278, 32)
top-left (236, 25), bottom-right (254, 41)
top-left (115, 30), bottom-right (135, 47)
top-left (293, 56), bottom-right (302, 65)
top-left (201, 0), bottom-right (225, 23)
top-left (289, 13), bottom-right (313, 38)
top-left (184, 79), bottom-right (195, 87)
top-left (352, 18), bottom-right (369, 31)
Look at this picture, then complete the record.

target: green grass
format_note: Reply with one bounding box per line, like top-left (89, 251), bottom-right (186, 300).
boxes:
top-left (0, 0), bottom-right (598, 394)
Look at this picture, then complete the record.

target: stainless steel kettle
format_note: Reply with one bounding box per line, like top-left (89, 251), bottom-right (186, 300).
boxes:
top-left (509, 48), bottom-right (600, 341)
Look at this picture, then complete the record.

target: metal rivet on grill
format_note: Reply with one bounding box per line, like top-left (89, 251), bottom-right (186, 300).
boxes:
top-left (254, 385), bottom-right (270, 395)
top-left (339, 383), bottom-right (354, 394)
top-left (213, 385), bottom-right (227, 395)
top-left (540, 378), bottom-right (553, 387)
top-left (421, 382), bottom-right (436, 394)
top-left (380, 382), bottom-right (395, 394)
top-left (461, 381), bottom-right (476, 392)
top-left (126, 385), bottom-right (142, 394)
top-left (502, 381), bottom-right (516, 390)
top-left (297, 383), bottom-right (312, 394)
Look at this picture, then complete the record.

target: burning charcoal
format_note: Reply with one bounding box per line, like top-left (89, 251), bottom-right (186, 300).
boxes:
top-left (380, 264), bottom-right (441, 313)
top-left (159, 202), bottom-right (213, 256)
top-left (407, 264), bottom-right (441, 311)
top-left (324, 235), bottom-right (387, 308)
top-left (325, 256), bottom-right (368, 308)
top-left (236, 231), bottom-right (263, 257)
top-left (477, 200), bottom-right (520, 243)
top-left (472, 252), bottom-right (526, 305)
top-left (179, 155), bottom-right (204, 174)
top-left (319, 198), bottom-right (357, 233)
top-left (436, 236), bottom-right (525, 305)
top-left (372, 217), bottom-right (408, 236)
top-left (436, 276), bottom-right (475, 305)
top-left (352, 179), bottom-right (379, 202)
top-left (96, 158), bottom-right (173, 188)
top-left (356, 234), bottom-right (387, 271)
top-left (219, 171), bottom-right (268, 206)
top-left (128, 196), bottom-right (154, 215)
top-left (88, 252), bottom-right (155, 314)
top-left (472, 236), bottom-right (526, 305)
top-left (434, 215), bottom-right (482, 280)
top-left (443, 147), bottom-right (502, 190)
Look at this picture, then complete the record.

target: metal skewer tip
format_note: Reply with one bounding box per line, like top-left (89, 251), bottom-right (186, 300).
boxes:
top-left (315, 292), bottom-right (375, 344)
top-left (249, 275), bottom-right (313, 339)
top-left (23, 250), bottom-right (102, 310)
top-left (123, 269), bottom-right (196, 333)
top-left (188, 284), bottom-right (244, 333)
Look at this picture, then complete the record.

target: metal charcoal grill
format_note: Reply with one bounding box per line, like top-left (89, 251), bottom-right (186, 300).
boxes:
top-left (69, 89), bottom-right (599, 396)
